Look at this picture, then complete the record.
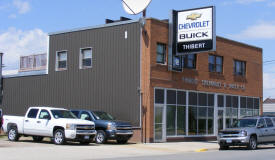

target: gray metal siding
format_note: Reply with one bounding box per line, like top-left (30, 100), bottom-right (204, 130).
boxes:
top-left (1, 22), bottom-right (141, 126)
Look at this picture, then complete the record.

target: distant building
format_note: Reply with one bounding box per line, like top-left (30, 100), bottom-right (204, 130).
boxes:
top-left (263, 98), bottom-right (275, 116)
top-left (19, 53), bottom-right (47, 72)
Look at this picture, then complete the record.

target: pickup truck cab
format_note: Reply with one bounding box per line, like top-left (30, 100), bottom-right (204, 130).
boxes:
top-left (218, 116), bottom-right (275, 150)
top-left (71, 109), bottom-right (133, 144)
top-left (2, 107), bottom-right (96, 145)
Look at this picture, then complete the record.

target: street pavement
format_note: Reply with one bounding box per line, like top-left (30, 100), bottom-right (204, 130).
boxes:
top-left (1, 136), bottom-right (275, 160)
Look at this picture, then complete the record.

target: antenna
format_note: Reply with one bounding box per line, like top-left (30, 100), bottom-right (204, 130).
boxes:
top-left (122, 0), bottom-right (152, 15)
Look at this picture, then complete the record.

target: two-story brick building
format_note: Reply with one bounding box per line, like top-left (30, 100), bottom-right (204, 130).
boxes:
top-left (0, 17), bottom-right (262, 143)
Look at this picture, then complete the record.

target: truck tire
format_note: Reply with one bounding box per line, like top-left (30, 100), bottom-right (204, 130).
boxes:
top-left (8, 126), bottom-right (19, 141)
top-left (32, 136), bottom-right (44, 142)
top-left (53, 129), bottom-right (66, 145)
top-left (247, 136), bottom-right (257, 150)
top-left (117, 139), bottom-right (128, 144)
top-left (95, 130), bottom-right (107, 144)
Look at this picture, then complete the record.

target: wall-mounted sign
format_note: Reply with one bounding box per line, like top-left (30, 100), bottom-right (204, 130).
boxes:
top-left (170, 6), bottom-right (216, 56)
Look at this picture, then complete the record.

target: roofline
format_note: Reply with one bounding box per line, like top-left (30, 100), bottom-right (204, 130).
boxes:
top-left (48, 19), bottom-right (140, 36)
top-left (216, 36), bottom-right (262, 51)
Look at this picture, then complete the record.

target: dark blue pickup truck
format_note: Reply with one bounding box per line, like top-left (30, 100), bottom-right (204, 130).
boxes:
top-left (71, 109), bottom-right (133, 144)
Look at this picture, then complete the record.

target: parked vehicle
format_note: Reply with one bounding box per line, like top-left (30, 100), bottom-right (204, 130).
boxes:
top-left (2, 107), bottom-right (96, 145)
top-left (71, 109), bottom-right (133, 144)
top-left (218, 116), bottom-right (275, 150)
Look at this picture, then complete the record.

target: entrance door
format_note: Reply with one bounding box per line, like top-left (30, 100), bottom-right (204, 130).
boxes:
top-left (154, 106), bottom-right (166, 142)
top-left (217, 108), bottom-right (225, 132)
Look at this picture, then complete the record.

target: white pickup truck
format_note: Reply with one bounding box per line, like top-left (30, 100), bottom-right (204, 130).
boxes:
top-left (2, 107), bottom-right (96, 145)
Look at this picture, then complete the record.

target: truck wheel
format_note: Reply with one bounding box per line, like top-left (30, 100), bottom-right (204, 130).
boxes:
top-left (32, 136), bottom-right (44, 142)
top-left (117, 139), bottom-right (128, 144)
top-left (219, 145), bottom-right (229, 150)
top-left (248, 136), bottom-right (257, 150)
top-left (8, 127), bottom-right (19, 141)
top-left (95, 130), bottom-right (106, 144)
top-left (54, 129), bottom-right (66, 145)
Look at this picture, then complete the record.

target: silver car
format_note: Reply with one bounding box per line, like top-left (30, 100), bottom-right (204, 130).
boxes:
top-left (217, 116), bottom-right (275, 150)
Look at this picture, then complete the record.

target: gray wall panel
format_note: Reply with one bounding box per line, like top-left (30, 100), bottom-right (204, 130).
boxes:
top-left (1, 22), bottom-right (141, 126)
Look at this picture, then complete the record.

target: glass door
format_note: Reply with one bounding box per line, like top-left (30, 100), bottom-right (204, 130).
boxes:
top-left (154, 105), bottom-right (166, 142)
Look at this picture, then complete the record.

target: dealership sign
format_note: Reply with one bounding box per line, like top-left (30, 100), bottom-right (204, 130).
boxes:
top-left (171, 6), bottom-right (216, 55)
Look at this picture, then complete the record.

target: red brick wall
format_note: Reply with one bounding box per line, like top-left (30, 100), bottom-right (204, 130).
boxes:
top-left (141, 18), bottom-right (263, 142)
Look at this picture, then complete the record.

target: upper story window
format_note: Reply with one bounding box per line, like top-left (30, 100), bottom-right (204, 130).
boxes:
top-left (156, 43), bottom-right (166, 64)
top-left (234, 60), bottom-right (246, 76)
top-left (80, 48), bottom-right (92, 69)
top-left (182, 54), bottom-right (196, 69)
top-left (56, 51), bottom-right (67, 71)
top-left (19, 54), bottom-right (47, 72)
top-left (208, 55), bottom-right (223, 73)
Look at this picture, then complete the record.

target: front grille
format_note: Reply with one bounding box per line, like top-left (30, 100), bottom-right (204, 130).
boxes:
top-left (221, 131), bottom-right (239, 134)
top-left (76, 125), bottom-right (95, 131)
top-left (116, 126), bottom-right (132, 130)
top-left (222, 135), bottom-right (239, 138)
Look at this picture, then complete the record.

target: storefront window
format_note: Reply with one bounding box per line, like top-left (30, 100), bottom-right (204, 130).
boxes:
top-left (177, 106), bottom-right (186, 135)
top-left (155, 89), bottom-right (164, 104)
top-left (188, 106), bottom-right (197, 135)
top-left (198, 107), bottom-right (207, 135)
top-left (166, 105), bottom-right (176, 136)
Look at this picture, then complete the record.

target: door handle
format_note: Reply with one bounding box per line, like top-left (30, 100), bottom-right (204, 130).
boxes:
top-left (37, 121), bottom-right (41, 123)
top-left (25, 120), bottom-right (29, 122)
top-left (265, 129), bottom-right (268, 132)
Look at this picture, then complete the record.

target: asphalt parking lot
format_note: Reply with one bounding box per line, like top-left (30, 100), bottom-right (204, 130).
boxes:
top-left (0, 136), bottom-right (219, 160)
top-left (1, 136), bottom-right (275, 160)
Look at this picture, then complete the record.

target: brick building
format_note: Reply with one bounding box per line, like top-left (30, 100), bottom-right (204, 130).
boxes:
top-left (0, 18), bottom-right (262, 143)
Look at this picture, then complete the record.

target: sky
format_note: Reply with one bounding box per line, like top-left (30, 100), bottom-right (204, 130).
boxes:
top-left (0, 0), bottom-right (275, 98)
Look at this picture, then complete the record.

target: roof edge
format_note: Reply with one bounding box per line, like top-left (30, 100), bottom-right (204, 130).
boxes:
top-left (49, 19), bottom-right (140, 36)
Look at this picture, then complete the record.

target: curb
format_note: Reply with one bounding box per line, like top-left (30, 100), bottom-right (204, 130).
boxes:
top-left (195, 148), bottom-right (208, 152)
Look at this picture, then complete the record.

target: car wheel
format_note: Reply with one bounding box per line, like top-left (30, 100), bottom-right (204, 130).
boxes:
top-left (54, 129), bottom-right (66, 145)
top-left (219, 145), bottom-right (229, 150)
top-left (248, 136), bottom-right (257, 150)
top-left (8, 127), bottom-right (19, 141)
top-left (95, 130), bottom-right (106, 144)
top-left (117, 139), bottom-right (128, 144)
top-left (32, 136), bottom-right (44, 142)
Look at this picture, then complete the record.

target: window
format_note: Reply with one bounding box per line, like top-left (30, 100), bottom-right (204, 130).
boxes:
top-left (56, 51), bottom-right (67, 70)
top-left (265, 118), bottom-right (274, 128)
top-left (80, 48), bottom-right (92, 69)
top-left (80, 112), bottom-right (92, 121)
top-left (234, 60), bottom-right (246, 76)
top-left (258, 119), bottom-right (266, 128)
top-left (39, 110), bottom-right (51, 119)
top-left (156, 43), bottom-right (166, 64)
top-left (27, 109), bottom-right (39, 118)
top-left (71, 111), bottom-right (80, 117)
top-left (182, 54), bottom-right (196, 69)
top-left (155, 89), bottom-right (165, 104)
top-left (208, 55), bottom-right (223, 73)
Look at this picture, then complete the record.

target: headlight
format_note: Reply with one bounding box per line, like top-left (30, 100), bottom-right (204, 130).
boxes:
top-left (107, 123), bottom-right (116, 130)
top-left (240, 130), bottom-right (247, 136)
top-left (66, 124), bottom-right (76, 130)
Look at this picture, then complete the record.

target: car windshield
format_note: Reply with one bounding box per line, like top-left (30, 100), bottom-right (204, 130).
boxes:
top-left (93, 111), bottom-right (114, 120)
top-left (231, 119), bottom-right (258, 128)
top-left (51, 110), bottom-right (77, 119)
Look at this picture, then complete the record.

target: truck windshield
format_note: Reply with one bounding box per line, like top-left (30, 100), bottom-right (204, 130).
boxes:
top-left (51, 110), bottom-right (77, 119)
top-left (231, 119), bottom-right (257, 128)
top-left (93, 111), bottom-right (114, 120)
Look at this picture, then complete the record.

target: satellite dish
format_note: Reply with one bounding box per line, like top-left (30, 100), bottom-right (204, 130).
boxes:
top-left (122, 0), bottom-right (152, 15)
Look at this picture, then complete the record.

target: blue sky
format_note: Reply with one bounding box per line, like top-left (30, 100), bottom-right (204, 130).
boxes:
top-left (0, 0), bottom-right (275, 98)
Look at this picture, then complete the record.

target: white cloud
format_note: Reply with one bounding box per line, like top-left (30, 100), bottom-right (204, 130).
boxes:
top-left (0, 28), bottom-right (48, 70)
top-left (229, 21), bottom-right (275, 40)
top-left (8, 14), bottom-right (17, 19)
top-left (13, 0), bottom-right (30, 14)
top-left (268, 1), bottom-right (275, 6)
top-left (236, 0), bottom-right (266, 4)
